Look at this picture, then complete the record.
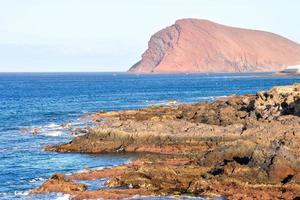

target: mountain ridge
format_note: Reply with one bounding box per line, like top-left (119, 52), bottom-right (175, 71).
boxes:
top-left (129, 18), bottom-right (300, 73)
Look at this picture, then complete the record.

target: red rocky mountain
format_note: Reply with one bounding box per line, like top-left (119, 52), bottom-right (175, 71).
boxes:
top-left (129, 19), bottom-right (300, 73)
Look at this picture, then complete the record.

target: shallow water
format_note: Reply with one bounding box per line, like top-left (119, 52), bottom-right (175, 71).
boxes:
top-left (1, 72), bottom-right (300, 199)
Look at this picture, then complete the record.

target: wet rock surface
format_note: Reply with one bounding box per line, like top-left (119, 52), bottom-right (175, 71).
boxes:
top-left (35, 84), bottom-right (300, 199)
top-left (31, 173), bottom-right (87, 194)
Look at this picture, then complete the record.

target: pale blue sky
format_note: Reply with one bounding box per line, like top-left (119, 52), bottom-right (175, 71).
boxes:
top-left (0, 0), bottom-right (300, 72)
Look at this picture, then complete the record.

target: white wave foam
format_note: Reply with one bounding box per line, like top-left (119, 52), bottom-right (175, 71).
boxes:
top-left (73, 168), bottom-right (90, 174)
top-left (29, 177), bottom-right (45, 183)
top-left (70, 122), bottom-right (81, 126)
top-left (44, 130), bottom-right (64, 137)
top-left (21, 117), bottom-right (94, 138)
top-left (46, 123), bottom-right (61, 129)
top-left (213, 95), bottom-right (229, 101)
top-left (55, 193), bottom-right (71, 200)
top-left (91, 166), bottom-right (104, 170)
top-left (14, 191), bottom-right (29, 196)
top-left (145, 100), bottom-right (173, 106)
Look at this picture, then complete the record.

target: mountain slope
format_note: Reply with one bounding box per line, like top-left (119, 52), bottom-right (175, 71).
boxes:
top-left (129, 19), bottom-right (300, 73)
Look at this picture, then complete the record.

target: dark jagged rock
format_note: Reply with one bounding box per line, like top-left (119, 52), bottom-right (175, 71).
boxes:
top-left (35, 84), bottom-right (300, 199)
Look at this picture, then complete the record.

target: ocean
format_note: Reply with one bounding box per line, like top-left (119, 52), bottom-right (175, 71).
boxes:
top-left (1, 72), bottom-right (300, 199)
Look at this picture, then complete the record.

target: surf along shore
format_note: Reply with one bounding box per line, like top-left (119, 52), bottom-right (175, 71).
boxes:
top-left (31, 84), bottom-right (300, 199)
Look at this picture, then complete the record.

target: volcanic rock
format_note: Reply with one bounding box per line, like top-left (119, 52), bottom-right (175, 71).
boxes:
top-left (31, 173), bottom-right (87, 194)
top-left (35, 84), bottom-right (300, 199)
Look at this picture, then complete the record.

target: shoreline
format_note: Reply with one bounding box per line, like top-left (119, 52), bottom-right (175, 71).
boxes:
top-left (31, 84), bottom-right (300, 199)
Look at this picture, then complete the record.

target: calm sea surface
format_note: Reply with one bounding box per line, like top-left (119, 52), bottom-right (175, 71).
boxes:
top-left (1, 72), bottom-right (300, 199)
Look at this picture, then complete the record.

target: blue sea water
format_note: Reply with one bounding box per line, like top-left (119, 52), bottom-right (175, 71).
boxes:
top-left (0, 72), bottom-right (300, 199)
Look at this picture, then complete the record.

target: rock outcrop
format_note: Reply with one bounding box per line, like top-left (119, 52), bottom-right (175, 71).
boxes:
top-left (31, 174), bottom-right (87, 194)
top-left (129, 19), bottom-right (300, 73)
top-left (35, 84), bottom-right (300, 199)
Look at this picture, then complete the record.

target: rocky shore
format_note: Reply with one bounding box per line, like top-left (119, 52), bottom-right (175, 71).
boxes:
top-left (32, 84), bottom-right (300, 199)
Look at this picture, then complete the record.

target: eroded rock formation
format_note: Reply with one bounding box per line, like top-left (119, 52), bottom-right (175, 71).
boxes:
top-left (34, 84), bottom-right (300, 199)
top-left (31, 174), bottom-right (87, 194)
top-left (129, 19), bottom-right (300, 73)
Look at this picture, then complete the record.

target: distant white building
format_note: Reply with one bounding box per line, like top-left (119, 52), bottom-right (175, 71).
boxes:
top-left (282, 65), bottom-right (300, 73)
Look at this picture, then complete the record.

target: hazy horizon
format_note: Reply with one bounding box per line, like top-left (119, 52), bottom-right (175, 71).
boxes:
top-left (1, 0), bottom-right (300, 72)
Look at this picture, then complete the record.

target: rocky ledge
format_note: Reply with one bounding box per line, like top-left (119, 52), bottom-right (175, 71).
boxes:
top-left (32, 84), bottom-right (300, 199)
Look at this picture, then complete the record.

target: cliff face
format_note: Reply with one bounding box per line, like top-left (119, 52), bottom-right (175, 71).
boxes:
top-left (129, 19), bottom-right (300, 73)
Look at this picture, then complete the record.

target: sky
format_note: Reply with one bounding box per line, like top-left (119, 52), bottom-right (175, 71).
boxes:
top-left (0, 0), bottom-right (300, 72)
